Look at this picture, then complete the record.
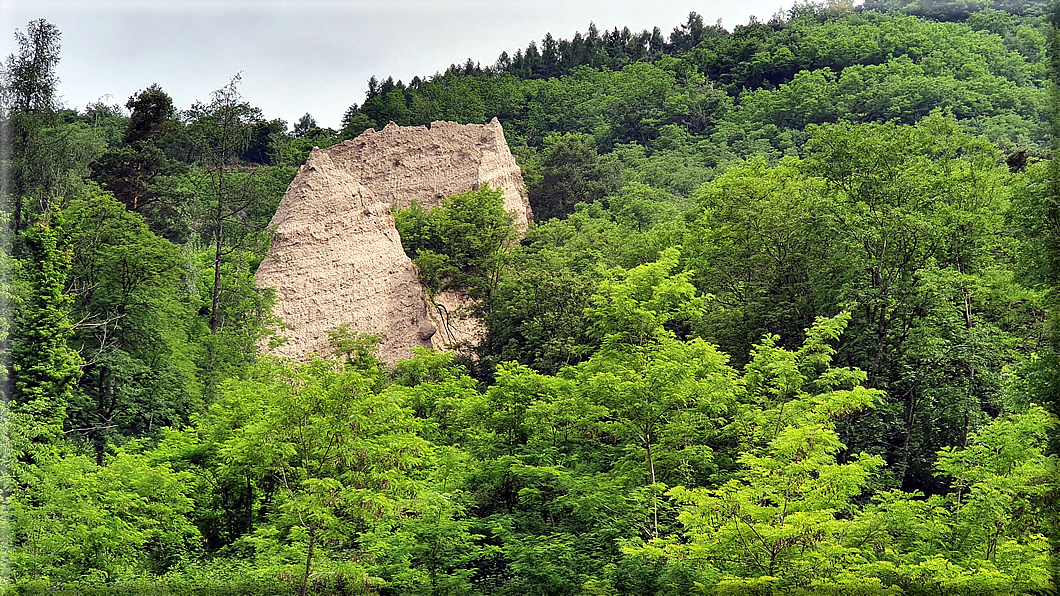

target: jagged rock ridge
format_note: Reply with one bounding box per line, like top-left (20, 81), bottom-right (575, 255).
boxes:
top-left (255, 118), bottom-right (531, 363)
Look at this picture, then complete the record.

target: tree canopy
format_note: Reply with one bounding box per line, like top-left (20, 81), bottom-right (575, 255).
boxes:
top-left (2, 3), bottom-right (1059, 593)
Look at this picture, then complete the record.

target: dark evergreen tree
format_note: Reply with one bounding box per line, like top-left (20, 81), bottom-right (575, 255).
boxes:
top-left (291, 112), bottom-right (317, 137)
top-left (541, 33), bottom-right (559, 78)
top-left (242, 117), bottom-right (287, 164)
top-left (669, 11), bottom-right (706, 52)
top-left (525, 41), bottom-right (542, 77)
top-left (91, 84), bottom-right (189, 240)
top-left (529, 134), bottom-right (617, 221)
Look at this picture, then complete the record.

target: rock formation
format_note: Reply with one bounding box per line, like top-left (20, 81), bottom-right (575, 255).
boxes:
top-left (255, 118), bottom-right (531, 363)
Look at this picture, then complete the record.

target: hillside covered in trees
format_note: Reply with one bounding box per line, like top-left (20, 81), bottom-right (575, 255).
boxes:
top-left (1, 0), bottom-right (1059, 593)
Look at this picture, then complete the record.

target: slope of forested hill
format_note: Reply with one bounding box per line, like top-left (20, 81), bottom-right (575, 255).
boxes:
top-left (1, 0), bottom-right (1058, 593)
top-left (352, 5), bottom-right (1049, 152)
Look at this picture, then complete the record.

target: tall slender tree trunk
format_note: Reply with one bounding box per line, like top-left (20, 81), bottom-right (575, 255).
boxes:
top-left (894, 387), bottom-right (917, 488)
top-left (210, 169), bottom-right (224, 335)
top-left (11, 127), bottom-right (31, 236)
top-left (300, 526), bottom-right (316, 596)
top-left (646, 434), bottom-right (656, 485)
top-left (646, 431), bottom-right (658, 538)
top-left (12, 195), bottom-right (24, 237)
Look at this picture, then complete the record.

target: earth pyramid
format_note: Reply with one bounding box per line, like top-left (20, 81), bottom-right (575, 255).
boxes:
top-left (255, 118), bottom-right (531, 363)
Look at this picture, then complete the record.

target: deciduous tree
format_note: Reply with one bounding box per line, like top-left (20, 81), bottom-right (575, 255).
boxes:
top-left (10, 207), bottom-right (81, 453)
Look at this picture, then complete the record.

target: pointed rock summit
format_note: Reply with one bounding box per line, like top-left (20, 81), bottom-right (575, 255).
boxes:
top-left (255, 118), bottom-right (531, 363)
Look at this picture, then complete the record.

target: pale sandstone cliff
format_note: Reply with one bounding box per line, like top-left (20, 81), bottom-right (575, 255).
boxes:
top-left (255, 118), bottom-right (531, 363)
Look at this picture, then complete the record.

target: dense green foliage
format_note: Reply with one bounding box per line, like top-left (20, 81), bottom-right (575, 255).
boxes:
top-left (394, 185), bottom-right (516, 299)
top-left (1, 1), bottom-right (1059, 593)
top-left (11, 207), bottom-right (81, 454)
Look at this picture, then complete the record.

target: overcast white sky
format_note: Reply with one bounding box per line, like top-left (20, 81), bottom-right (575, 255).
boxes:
top-left (1, 1), bottom-right (794, 129)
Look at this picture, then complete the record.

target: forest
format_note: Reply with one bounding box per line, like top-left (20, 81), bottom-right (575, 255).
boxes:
top-left (1, 0), bottom-right (1059, 593)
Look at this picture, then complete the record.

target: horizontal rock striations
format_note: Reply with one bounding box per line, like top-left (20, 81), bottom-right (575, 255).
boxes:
top-left (255, 118), bottom-right (531, 363)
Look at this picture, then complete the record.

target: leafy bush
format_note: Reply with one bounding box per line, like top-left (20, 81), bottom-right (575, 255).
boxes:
top-left (394, 184), bottom-right (517, 298)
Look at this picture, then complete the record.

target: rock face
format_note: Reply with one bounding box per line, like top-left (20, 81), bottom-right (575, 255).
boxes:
top-left (255, 118), bottom-right (531, 363)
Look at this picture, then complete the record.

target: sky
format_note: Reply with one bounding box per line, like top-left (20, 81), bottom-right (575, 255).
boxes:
top-left (0, 0), bottom-right (795, 130)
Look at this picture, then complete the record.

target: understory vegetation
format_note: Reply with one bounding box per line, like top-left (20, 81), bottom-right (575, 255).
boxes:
top-left (2, 0), bottom-right (1060, 593)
